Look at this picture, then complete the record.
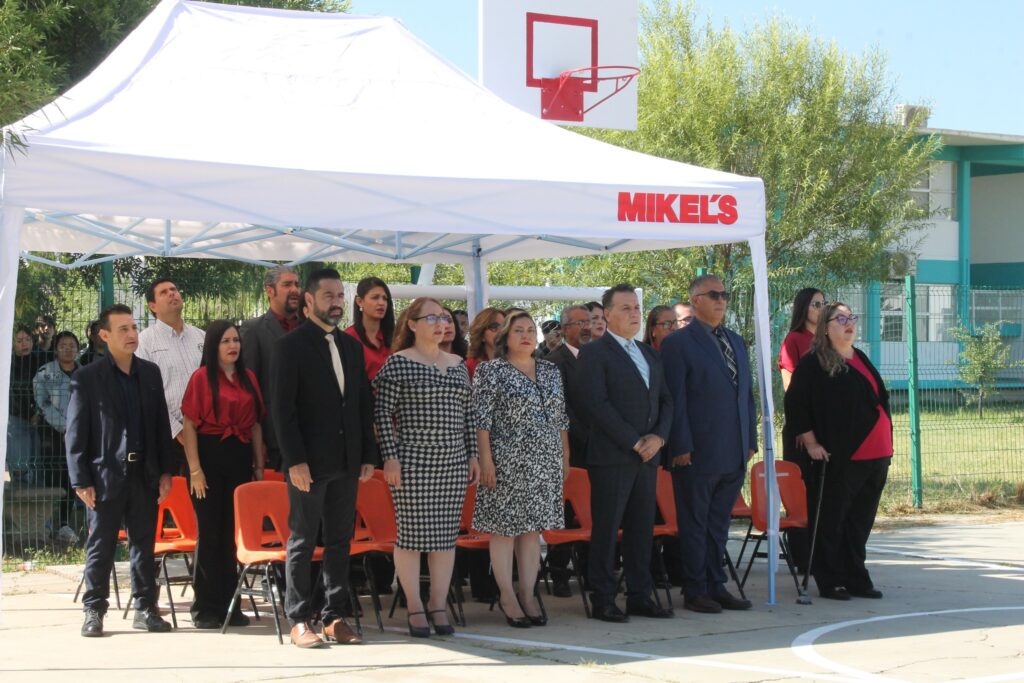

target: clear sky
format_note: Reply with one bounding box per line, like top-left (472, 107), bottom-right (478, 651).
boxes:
top-left (350, 0), bottom-right (1024, 136)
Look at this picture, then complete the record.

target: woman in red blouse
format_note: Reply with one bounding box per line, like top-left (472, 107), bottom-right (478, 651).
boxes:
top-left (344, 277), bottom-right (395, 382)
top-left (181, 320), bottom-right (266, 629)
top-left (465, 307), bottom-right (505, 379)
top-left (784, 302), bottom-right (892, 601)
top-left (439, 306), bottom-right (468, 358)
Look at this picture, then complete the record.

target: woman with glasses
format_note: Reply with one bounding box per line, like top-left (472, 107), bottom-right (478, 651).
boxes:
top-left (466, 307), bottom-right (506, 379)
top-left (643, 305), bottom-right (677, 352)
top-left (784, 302), bottom-right (892, 601)
top-left (778, 287), bottom-right (825, 569)
top-left (472, 310), bottom-right (569, 627)
top-left (374, 297), bottom-right (480, 637)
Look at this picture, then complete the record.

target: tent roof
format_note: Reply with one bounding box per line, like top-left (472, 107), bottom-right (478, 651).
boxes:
top-left (2, 0), bottom-right (763, 266)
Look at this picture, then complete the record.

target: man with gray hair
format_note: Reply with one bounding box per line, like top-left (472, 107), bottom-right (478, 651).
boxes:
top-left (240, 265), bottom-right (302, 471)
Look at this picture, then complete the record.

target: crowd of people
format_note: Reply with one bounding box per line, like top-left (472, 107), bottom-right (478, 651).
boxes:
top-left (6, 266), bottom-right (892, 646)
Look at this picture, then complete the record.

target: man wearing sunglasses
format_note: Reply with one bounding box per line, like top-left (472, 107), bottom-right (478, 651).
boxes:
top-left (661, 274), bottom-right (757, 614)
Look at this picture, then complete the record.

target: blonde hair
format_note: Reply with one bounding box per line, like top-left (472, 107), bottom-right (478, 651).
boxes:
top-left (392, 297), bottom-right (444, 352)
top-left (810, 301), bottom-right (851, 378)
top-left (493, 310), bottom-right (536, 359)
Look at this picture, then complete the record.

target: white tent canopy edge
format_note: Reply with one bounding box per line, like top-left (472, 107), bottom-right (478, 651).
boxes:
top-left (0, 0), bottom-right (780, 602)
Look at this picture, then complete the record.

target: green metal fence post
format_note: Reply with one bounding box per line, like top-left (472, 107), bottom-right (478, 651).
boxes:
top-left (100, 261), bottom-right (115, 310)
top-left (904, 274), bottom-right (924, 508)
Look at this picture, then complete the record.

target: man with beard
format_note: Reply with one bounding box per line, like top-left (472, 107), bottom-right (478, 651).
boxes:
top-left (271, 268), bottom-right (377, 648)
top-left (241, 265), bottom-right (302, 471)
top-left (544, 304), bottom-right (593, 597)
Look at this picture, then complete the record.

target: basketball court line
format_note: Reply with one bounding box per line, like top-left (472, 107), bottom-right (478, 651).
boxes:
top-left (866, 545), bottom-right (1024, 573)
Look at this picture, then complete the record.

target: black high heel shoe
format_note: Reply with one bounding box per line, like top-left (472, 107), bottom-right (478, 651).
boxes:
top-left (428, 609), bottom-right (455, 636)
top-left (498, 601), bottom-right (531, 628)
top-left (407, 611), bottom-right (431, 638)
top-left (519, 597), bottom-right (547, 626)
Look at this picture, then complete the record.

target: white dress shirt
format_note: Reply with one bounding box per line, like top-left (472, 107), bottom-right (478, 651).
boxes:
top-left (137, 318), bottom-right (205, 438)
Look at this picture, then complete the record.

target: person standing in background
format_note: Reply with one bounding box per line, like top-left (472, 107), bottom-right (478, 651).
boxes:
top-left (8, 325), bottom-right (41, 485)
top-left (585, 302), bottom-right (607, 340)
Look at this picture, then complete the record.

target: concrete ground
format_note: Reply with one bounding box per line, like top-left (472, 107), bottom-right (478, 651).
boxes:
top-left (1, 518), bottom-right (1022, 683)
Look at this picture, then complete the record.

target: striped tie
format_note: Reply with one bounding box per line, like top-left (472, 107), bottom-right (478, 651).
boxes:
top-left (714, 326), bottom-right (738, 387)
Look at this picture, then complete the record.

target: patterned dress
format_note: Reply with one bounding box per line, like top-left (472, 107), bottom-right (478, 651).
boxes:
top-left (472, 358), bottom-right (569, 536)
top-left (373, 354), bottom-right (477, 551)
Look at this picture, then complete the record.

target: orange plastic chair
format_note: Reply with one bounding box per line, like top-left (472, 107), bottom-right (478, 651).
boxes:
top-left (542, 467), bottom-right (593, 617)
top-left (349, 476), bottom-right (397, 632)
top-left (262, 469), bottom-right (285, 482)
top-left (118, 476), bottom-right (197, 627)
top-left (739, 460), bottom-right (807, 593)
top-left (222, 480), bottom-right (291, 643)
top-left (647, 469), bottom-right (677, 608)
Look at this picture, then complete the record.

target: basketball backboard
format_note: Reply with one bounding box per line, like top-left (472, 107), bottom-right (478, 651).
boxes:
top-left (479, 0), bottom-right (639, 130)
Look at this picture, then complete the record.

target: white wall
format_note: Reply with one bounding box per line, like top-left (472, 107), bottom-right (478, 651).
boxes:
top-left (905, 161), bottom-right (959, 261)
top-left (905, 219), bottom-right (959, 260)
top-left (971, 172), bottom-right (1024, 264)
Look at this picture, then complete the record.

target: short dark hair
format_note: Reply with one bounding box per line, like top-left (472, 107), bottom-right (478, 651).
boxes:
top-left (53, 330), bottom-right (80, 349)
top-left (305, 268), bottom-right (341, 296)
top-left (585, 301), bottom-right (603, 312)
top-left (15, 324), bottom-right (33, 338)
top-left (35, 314), bottom-right (56, 326)
top-left (601, 283), bottom-right (636, 310)
top-left (145, 278), bottom-right (177, 304)
top-left (100, 304), bottom-right (134, 330)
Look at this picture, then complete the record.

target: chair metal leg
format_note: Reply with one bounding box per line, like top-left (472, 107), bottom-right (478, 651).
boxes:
top-left (161, 555), bottom-right (178, 629)
top-left (180, 552), bottom-right (194, 597)
top-left (265, 563), bottom-right (284, 645)
top-left (724, 548), bottom-right (746, 601)
top-left (735, 519), bottom-right (754, 567)
top-left (778, 534), bottom-right (803, 593)
top-left (222, 566), bottom-right (249, 634)
top-left (569, 544), bottom-right (591, 618)
top-left (346, 583), bottom-right (363, 636)
top-left (362, 557), bottom-right (384, 632)
top-left (111, 562), bottom-right (121, 611)
top-left (740, 534), bottom-right (764, 589)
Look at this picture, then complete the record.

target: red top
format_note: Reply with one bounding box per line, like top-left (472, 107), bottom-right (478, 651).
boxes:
top-left (779, 329), bottom-right (814, 373)
top-left (846, 353), bottom-right (893, 461)
top-left (271, 310), bottom-right (300, 333)
top-left (465, 356), bottom-right (492, 380)
top-left (344, 325), bottom-right (390, 381)
top-left (181, 367), bottom-right (265, 444)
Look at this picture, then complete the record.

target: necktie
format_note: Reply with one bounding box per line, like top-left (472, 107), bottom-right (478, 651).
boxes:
top-left (325, 333), bottom-right (346, 396)
top-left (714, 326), bottom-right (738, 387)
top-left (624, 340), bottom-right (650, 389)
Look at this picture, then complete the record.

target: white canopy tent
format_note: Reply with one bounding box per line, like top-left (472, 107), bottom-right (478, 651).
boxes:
top-left (0, 0), bottom-right (781, 599)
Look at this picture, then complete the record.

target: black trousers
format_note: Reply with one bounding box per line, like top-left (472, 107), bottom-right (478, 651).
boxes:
top-left (813, 457), bottom-right (889, 592)
top-left (587, 461), bottom-right (657, 606)
top-left (82, 465), bottom-right (158, 613)
top-left (285, 470), bottom-right (358, 626)
top-left (674, 467), bottom-right (745, 598)
top-left (190, 434), bottom-right (251, 619)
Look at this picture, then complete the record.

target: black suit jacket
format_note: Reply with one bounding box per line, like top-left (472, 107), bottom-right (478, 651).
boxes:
top-left (577, 332), bottom-right (673, 467)
top-left (546, 344), bottom-right (589, 467)
top-left (240, 310), bottom-right (292, 451)
top-left (65, 355), bottom-right (177, 501)
top-left (271, 320), bottom-right (377, 479)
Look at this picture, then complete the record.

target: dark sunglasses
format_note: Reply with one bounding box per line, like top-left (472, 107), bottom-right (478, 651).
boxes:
top-left (828, 313), bottom-right (859, 326)
top-left (809, 300), bottom-right (825, 309)
top-left (696, 290), bottom-right (731, 302)
top-left (486, 322), bottom-right (502, 332)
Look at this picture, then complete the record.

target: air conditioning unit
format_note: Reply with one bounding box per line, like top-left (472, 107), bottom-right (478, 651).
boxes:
top-left (887, 251), bottom-right (919, 278)
top-left (895, 104), bottom-right (930, 128)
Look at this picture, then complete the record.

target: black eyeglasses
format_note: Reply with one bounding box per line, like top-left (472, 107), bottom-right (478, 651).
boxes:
top-left (809, 301), bottom-right (825, 309)
top-left (695, 290), bottom-right (731, 302)
top-left (652, 321), bottom-right (676, 330)
top-left (413, 314), bottom-right (453, 325)
top-left (828, 314), bottom-right (858, 326)
top-left (677, 315), bottom-right (694, 324)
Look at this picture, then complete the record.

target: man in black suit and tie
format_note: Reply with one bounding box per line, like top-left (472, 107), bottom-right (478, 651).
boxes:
top-left (66, 304), bottom-right (177, 637)
top-left (271, 268), bottom-right (377, 648)
top-left (578, 284), bottom-right (674, 622)
top-left (661, 274), bottom-right (756, 614)
top-left (240, 265), bottom-right (302, 471)
top-left (545, 304), bottom-right (592, 597)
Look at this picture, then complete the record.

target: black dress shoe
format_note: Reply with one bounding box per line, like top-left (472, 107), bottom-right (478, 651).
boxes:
top-left (133, 608), bottom-right (172, 632)
top-left (192, 614), bottom-right (221, 630)
top-left (848, 587), bottom-right (883, 599)
top-left (81, 609), bottom-right (104, 637)
top-left (552, 578), bottom-right (573, 598)
top-left (626, 599), bottom-right (673, 618)
top-left (591, 603), bottom-right (629, 623)
top-left (819, 586), bottom-right (852, 601)
top-left (683, 594), bottom-right (723, 614)
top-left (228, 610), bottom-right (251, 626)
top-left (498, 602), bottom-right (532, 628)
top-left (712, 590), bottom-right (752, 611)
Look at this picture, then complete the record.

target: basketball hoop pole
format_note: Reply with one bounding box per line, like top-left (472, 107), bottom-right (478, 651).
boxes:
top-left (540, 65), bottom-right (639, 123)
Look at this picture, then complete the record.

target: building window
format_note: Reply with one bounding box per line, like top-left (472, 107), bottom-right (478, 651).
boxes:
top-left (972, 290), bottom-right (1024, 327)
top-left (879, 283), bottom-right (956, 342)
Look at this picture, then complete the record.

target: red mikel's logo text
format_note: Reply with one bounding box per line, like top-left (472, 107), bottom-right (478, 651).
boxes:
top-left (617, 192), bottom-right (739, 225)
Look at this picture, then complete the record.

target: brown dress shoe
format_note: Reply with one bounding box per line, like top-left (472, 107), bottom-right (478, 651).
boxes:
top-left (290, 621), bottom-right (325, 648)
top-left (323, 619), bottom-right (362, 644)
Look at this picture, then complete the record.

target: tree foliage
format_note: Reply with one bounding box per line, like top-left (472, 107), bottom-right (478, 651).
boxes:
top-left (949, 322), bottom-right (1024, 419)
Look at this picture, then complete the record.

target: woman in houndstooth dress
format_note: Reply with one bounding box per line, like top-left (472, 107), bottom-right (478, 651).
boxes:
top-left (374, 297), bottom-right (479, 637)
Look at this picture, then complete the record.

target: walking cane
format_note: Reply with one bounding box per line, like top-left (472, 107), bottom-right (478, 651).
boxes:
top-left (796, 458), bottom-right (827, 605)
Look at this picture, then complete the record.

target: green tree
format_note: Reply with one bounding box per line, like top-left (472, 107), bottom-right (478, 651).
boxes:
top-left (949, 322), bottom-right (1024, 419)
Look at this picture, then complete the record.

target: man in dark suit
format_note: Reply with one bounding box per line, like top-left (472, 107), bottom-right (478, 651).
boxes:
top-left (661, 274), bottom-right (757, 614)
top-left (578, 284), bottom-right (674, 622)
top-left (271, 268), bottom-right (377, 649)
top-left (66, 304), bottom-right (178, 637)
top-left (545, 304), bottom-right (592, 597)
top-left (240, 265), bottom-right (302, 471)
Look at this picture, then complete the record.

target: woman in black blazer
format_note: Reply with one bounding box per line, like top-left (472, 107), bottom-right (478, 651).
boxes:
top-left (784, 302), bottom-right (892, 601)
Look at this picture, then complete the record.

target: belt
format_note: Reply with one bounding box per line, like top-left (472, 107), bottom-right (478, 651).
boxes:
top-left (126, 451), bottom-right (143, 462)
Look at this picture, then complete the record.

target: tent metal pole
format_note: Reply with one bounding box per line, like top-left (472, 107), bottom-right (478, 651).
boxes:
top-left (466, 240), bottom-right (487, 319)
